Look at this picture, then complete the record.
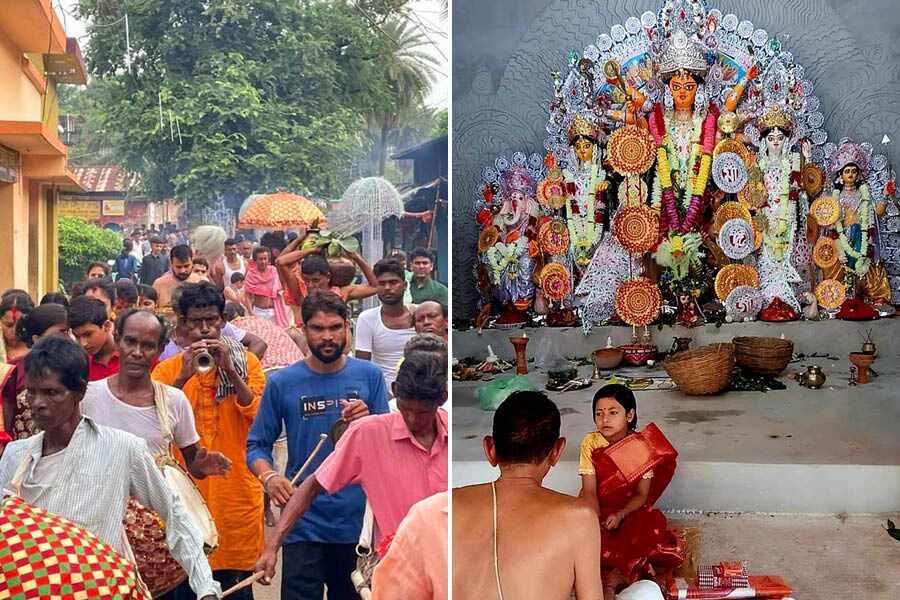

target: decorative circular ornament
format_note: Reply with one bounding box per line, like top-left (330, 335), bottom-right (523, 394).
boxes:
top-left (718, 218), bottom-right (755, 259)
top-left (715, 264), bottom-right (760, 300)
top-left (717, 111), bottom-right (739, 134)
top-left (815, 279), bottom-right (847, 310)
top-left (810, 195), bottom-right (840, 227)
top-left (537, 176), bottom-right (567, 209)
top-left (800, 163), bottom-right (825, 197)
top-left (725, 285), bottom-right (764, 320)
top-left (615, 278), bottom-right (661, 326)
top-left (813, 237), bottom-right (839, 270)
top-left (539, 263), bottom-right (572, 302)
top-left (538, 219), bottom-right (571, 255)
top-left (613, 206), bottom-right (660, 254)
top-left (713, 202), bottom-right (753, 234)
top-left (738, 174), bottom-right (769, 209)
top-left (712, 152), bottom-right (749, 194)
top-left (607, 125), bottom-right (656, 175)
top-left (714, 139), bottom-right (751, 163)
top-left (478, 226), bottom-right (500, 253)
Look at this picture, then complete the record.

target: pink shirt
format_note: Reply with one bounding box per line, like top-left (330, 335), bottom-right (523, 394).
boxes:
top-left (372, 492), bottom-right (447, 600)
top-left (315, 410), bottom-right (448, 540)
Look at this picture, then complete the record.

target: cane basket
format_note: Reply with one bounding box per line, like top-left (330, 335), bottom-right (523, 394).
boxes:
top-left (732, 336), bottom-right (794, 376)
top-left (663, 343), bottom-right (735, 395)
top-left (0, 495), bottom-right (151, 599)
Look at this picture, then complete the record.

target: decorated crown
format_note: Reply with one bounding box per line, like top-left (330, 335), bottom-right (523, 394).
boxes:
top-left (658, 29), bottom-right (709, 80)
top-left (568, 113), bottom-right (599, 143)
top-left (829, 139), bottom-right (870, 178)
top-left (758, 106), bottom-right (793, 133)
top-left (502, 166), bottom-right (537, 197)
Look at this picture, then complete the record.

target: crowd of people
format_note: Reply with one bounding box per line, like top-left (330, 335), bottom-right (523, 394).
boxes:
top-left (0, 224), bottom-right (449, 600)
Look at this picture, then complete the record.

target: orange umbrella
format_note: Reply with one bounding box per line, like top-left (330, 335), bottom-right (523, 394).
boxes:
top-left (238, 190), bottom-right (327, 229)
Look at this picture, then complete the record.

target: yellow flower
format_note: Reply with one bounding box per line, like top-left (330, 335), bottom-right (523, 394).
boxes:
top-left (671, 235), bottom-right (684, 256)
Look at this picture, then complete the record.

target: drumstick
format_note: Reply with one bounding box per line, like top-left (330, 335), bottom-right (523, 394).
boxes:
top-left (290, 433), bottom-right (328, 486)
top-left (221, 571), bottom-right (265, 597)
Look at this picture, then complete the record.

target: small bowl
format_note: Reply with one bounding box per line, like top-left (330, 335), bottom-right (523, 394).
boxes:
top-left (592, 347), bottom-right (624, 370)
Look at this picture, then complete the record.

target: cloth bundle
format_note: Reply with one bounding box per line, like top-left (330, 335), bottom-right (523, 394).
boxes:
top-left (666, 562), bottom-right (793, 599)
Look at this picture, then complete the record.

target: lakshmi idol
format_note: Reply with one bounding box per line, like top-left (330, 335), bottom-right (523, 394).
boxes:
top-left (753, 106), bottom-right (806, 311)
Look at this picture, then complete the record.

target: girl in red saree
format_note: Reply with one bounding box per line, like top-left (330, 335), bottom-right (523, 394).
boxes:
top-left (579, 384), bottom-right (683, 599)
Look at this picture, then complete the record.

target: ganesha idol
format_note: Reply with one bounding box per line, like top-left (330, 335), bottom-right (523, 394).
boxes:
top-left (476, 163), bottom-right (544, 325)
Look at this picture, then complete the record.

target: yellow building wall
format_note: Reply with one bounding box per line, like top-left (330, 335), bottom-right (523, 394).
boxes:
top-left (0, 36), bottom-right (43, 123)
top-left (0, 173), bottom-right (32, 293)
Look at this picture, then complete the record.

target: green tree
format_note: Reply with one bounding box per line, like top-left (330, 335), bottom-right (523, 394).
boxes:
top-left (57, 217), bottom-right (121, 287)
top-left (366, 17), bottom-right (440, 176)
top-left (67, 0), bottom-right (412, 207)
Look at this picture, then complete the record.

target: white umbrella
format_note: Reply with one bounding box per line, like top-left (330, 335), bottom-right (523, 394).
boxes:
top-left (329, 177), bottom-right (405, 236)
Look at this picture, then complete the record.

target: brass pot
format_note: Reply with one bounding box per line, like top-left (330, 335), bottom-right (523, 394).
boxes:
top-left (799, 365), bottom-right (826, 389)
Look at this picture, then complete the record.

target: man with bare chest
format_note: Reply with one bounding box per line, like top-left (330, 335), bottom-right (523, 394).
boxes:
top-left (453, 391), bottom-right (603, 600)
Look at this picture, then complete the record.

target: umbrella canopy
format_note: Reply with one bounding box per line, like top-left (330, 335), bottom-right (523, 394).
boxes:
top-left (238, 191), bottom-right (326, 230)
top-left (328, 177), bottom-right (404, 235)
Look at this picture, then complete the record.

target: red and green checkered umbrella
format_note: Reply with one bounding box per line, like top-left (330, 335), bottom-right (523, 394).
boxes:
top-left (0, 495), bottom-right (150, 599)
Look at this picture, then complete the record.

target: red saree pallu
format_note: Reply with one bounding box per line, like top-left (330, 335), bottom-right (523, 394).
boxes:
top-left (591, 423), bottom-right (685, 583)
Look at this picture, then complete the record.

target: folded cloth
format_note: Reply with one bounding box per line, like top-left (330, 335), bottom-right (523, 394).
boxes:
top-left (667, 575), bottom-right (792, 599)
top-left (698, 563), bottom-right (749, 589)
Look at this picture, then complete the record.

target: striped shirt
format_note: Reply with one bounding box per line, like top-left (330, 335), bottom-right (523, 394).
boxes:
top-left (0, 417), bottom-right (221, 598)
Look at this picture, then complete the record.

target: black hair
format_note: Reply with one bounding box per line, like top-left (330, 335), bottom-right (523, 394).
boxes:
top-left (115, 279), bottom-right (139, 305)
top-left (86, 261), bottom-right (110, 276)
top-left (25, 335), bottom-right (88, 395)
top-left (150, 236), bottom-right (166, 245)
top-left (403, 333), bottom-right (447, 359)
top-left (301, 254), bottom-right (331, 276)
top-left (833, 162), bottom-right (862, 192)
top-left (759, 124), bottom-right (791, 139)
top-left (259, 231), bottom-right (286, 253)
top-left (252, 246), bottom-right (271, 261)
top-left (224, 238), bottom-right (237, 246)
top-left (301, 290), bottom-right (348, 324)
top-left (0, 290), bottom-right (35, 318)
top-left (223, 302), bottom-right (245, 321)
top-left (122, 238), bottom-right (133, 253)
top-left (79, 278), bottom-right (117, 305)
top-left (138, 284), bottom-right (158, 303)
top-left (40, 292), bottom-right (69, 308)
top-left (68, 296), bottom-right (109, 330)
top-left (15, 303), bottom-right (68, 346)
top-left (2, 288), bottom-right (29, 299)
top-left (394, 349), bottom-right (447, 406)
top-left (569, 133), bottom-right (598, 146)
top-left (115, 308), bottom-right (168, 348)
top-left (592, 383), bottom-right (638, 430)
top-left (492, 391), bottom-right (561, 465)
top-left (192, 257), bottom-right (209, 269)
top-left (177, 281), bottom-right (225, 317)
top-left (230, 272), bottom-right (245, 284)
top-left (170, 244), bottom-right (193, 263)
top-left (409, 248), bottom-right (434, 263)
top-left (373, 258), bottom-right (405, 279)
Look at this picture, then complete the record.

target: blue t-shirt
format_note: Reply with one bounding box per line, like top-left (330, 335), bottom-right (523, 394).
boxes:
top-left (246, 357), bottom-right (389, 544)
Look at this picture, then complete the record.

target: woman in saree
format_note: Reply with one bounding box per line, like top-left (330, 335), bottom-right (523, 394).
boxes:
top-left (579, 384), bottom-right (684, 599)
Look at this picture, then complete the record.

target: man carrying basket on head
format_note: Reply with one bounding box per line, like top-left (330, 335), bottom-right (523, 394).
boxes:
top-left (0, 335), bottom-right (221, 599)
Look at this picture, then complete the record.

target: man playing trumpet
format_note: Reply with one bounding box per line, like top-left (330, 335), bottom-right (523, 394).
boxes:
top-left (153, 281), bottom-right (267, 599)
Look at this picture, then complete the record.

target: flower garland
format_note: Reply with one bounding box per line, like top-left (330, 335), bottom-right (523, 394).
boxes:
top-left (834, 184), bottom-right (872, 276)
top-left (761, 155), bottom-right (800, 262)
top-left (652, 112), bottom-right (714, 233)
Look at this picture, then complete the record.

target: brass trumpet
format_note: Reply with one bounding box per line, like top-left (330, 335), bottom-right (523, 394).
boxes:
top-left (193, 349), bottom-right (215, 374)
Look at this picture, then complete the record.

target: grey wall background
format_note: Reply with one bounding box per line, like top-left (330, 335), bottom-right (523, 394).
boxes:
top-left (452, 0), bottom-right (900, 319)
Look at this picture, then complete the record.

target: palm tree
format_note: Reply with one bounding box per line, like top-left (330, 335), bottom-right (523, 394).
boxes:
top-left (368, 17), bottom-right (440, 176)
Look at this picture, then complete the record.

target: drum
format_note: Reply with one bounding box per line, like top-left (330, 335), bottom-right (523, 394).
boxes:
top-left (125, 457), bottom-right (218, 597)
top-left (2, 494), bottom-right (151, 599)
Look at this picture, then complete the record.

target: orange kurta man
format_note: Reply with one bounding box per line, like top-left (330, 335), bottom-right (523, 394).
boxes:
top-left (152, 351), bottom-right (267, 571)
